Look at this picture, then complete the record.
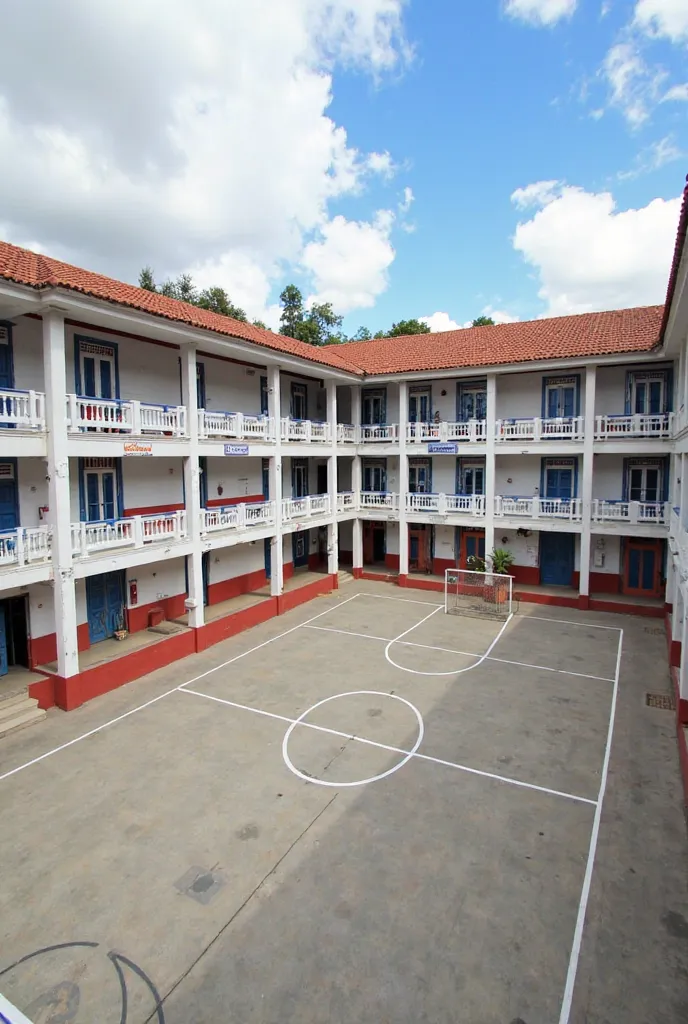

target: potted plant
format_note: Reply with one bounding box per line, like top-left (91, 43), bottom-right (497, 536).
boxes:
top-left (489, 548), bottom-right (515, 575)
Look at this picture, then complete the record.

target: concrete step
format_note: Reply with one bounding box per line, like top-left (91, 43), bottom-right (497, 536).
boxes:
top-left (0, 695), bottom-right (40, 724)
top-left (0, 687), bottom-right (31, 713)
top-left (337, 570), bottom-right (355, 585)
top-left (0, 703), bottom-right (47, 739)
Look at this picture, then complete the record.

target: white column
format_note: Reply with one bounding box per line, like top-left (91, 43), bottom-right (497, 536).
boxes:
top-left (268, 364), bottom-right (284, 596)
top-left (326, 379), bottom-right (338, 576)
top-left (42, 308), bottom-right (79, 678)
top-left (579, 365), bottom-right (596, 602)
top-left (352, 454), bottom-right (363, 573)
top-left (180, 345), bottom-right (204, 629)
top-left (398, 380), bottom-right (409, 576)
top-left (351, 385), bottom-right (361, 441)
top-left (484, 374), bottom-right (497, 556)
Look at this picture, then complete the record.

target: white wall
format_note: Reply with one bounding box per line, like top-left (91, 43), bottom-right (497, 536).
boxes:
top-left (594, 362), bottom-right (675, 417)
top-left (495, 455), bottom-right (544, 496)
top-left (434, 524), bottom-right (455, 563)
top-left (589, 533), bottom-right (621, 575)
top-left (497, 370), bottom-right (586, 419)
top-left (29, 582), bottom-right (56, 639)
top-left (338, 458), bottom-right (353, 491)
top-left (591, 454), bottom-right (625, 500)
top-left (9, 317), bottom-right (44, 392)
top-left (428, 455), bottom-right (457, 493)
top-left (122, 457), bottom-right (183, 511)
top-left (337, 386), bottom-right (352, 424)
top-left (492, 529), bottom-right (540, 568)
top-left (17, 459), bottom-right (49, 529)
top-left (209, 542), bottom-right (264, 585)
top-left (126, 557), bottom-right (186, 607)
top-left (281, 373), bottom-right (326, 421)
top-left (200, 358), bottom-right (263, 415)
top-left (339, 520), bottom-right (353, 551)
top-left (206, 456), bottom-right (263, 503)
top-left (65, 324), bottom-right (181, 406)
top-left (386, 520), bottom-right (399, 554)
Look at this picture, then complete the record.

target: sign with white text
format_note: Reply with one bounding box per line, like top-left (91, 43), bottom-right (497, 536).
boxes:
top-left (224, 444), bottom-right (250, 456)
top-left (428, 442), bottom-right (458, 455)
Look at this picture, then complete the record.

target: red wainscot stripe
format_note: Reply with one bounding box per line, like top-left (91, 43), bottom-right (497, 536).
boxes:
top-left (205, 494), bottom-right (265, 509)
top-left (207, 569), bottom-right (268, 604)
top-left (127, 593), bottom-right (188, 633)
top-left (123, 503), bottom-right (185, 517)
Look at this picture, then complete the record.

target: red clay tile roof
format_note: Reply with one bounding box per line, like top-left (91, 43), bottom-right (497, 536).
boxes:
top-left (0, 239), bottom-right (664, 376)
top-left (0, 240), bottom-right (360, 375)
top-left (333, 306), bottom-right (663, 374)
top-left (659, 173), bottom-right (688, 344)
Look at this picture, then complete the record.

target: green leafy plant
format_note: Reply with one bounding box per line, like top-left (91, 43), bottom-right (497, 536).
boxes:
top-left (466, 553), bottom-right (487, 573)
top-left (489, 548), bottom-right (515, 575)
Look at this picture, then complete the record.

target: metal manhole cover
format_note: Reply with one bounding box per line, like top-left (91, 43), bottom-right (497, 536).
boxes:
top-left (646, 692), bottom-right (675, 710)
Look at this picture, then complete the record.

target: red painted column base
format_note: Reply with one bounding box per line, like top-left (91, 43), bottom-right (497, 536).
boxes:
top-left (578, 594), bottom-right (590, 610)
top-left (352, 567), bottom-right (363, 579)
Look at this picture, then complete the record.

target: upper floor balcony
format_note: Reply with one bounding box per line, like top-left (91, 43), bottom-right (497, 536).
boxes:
top-left (0, 388), bottom-right (46, 431)
top-left (406, 420), bottom-right (487, 444)
top-left (66, 395), bottom-right (187, 437)
top-left (594, 413), bottom-right (673, 439)
top-left (71, 511), bottom-right (188, 560)
top-left (0, 526), bottom-right (52, 568)
top-left (201, 501), bottom-right (276, 536)
top-left (591, 499), bottom-right (668, 525)
top-left (496, 417), bottom-right (584, 443)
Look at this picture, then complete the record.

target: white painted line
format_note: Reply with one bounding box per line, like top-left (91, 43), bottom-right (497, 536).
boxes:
top-left (384, 606), bottom-right (514, 678)
top-left (0, 991), bottom-right (34, 1024)
top-left (557, 628), bottom-right (624, 1024)
top-left (305, 625), bottom-right (615, 682)
top-left (353, 592), bottom-right (444, 607)
top-left (0, 593), bottom-right (361, 784)
top-left (282, 690), bottom-right (425, 788)
top-left (181, 687), bottom-right (597, 806)
top-left (518, 614), bottom-right (623, 632)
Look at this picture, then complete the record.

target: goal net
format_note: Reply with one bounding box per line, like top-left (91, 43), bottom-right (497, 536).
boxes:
top-left (444, 568), bottom-right (513, 619)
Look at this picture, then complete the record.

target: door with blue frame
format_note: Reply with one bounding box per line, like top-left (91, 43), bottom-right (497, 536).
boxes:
top-left (0, 462), bottom-right (18, 531)
top-left (623, 539), bottom-right (662, 597)
top-left (0, 605), bottom-right (7, 677)
top-left (544, 377), bottom-right (577, 419)
top-left (543, 465), bottom-right (573, 500)
top-left (86, 571), bottom-right (126, 644)
top-left (262, 459), bottom-right (271, 579)
top-left (293, 531), bottom-right (309, 567)
top-left (458, 529), bottom-right (485, 568)
top-left (458, 382), bottom-right (487, 422)
top-left (0, 323), bottom-right (15, 428)
top-left (197, 362), bottom-right (206, 411)
top-left (409, 388), bottom-right (431, 423)
top-left (539, 533), bottom-right (575, 586)
top-left (81, 460), bottom-right (118, 522)
top-left (78, 340), bottom-right (117, 400)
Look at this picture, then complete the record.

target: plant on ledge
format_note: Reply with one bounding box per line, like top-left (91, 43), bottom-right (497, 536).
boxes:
top-left (489, 548), bottom-right (515, 575)
top-left (466, 554), bottom-right (487, 573)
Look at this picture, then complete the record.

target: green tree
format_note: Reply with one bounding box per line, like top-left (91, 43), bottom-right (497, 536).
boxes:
top-left (138, 266), bottom-right (156, 292)
top-left (197, 286), bottom-right (248, 322)
top-left (278, 287), bottom-right (344, 346)
top-left (352, 326), bottom-right (372, 341)
top-left (252, 319), bottom-right (268, 330)
top-left (375, 319), bottom-right (431, 338)
top-left (471, 315), bottom-right (496, 327)
top-left (279, 284), bottom-right (305, 339)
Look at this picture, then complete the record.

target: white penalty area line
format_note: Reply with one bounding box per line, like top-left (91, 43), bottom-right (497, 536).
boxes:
top-left (0, 593), bottom-right (361, 784)
top-left (557, 627), bottom-right (624, 1024)
top-left (179, 686), bottom-right (597, 807)
top-left (304, 625), bottom-right (616, 683)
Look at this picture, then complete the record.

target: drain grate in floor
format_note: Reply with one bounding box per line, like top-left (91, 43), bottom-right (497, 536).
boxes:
top-left (646, 692), bottom-right (675, 711)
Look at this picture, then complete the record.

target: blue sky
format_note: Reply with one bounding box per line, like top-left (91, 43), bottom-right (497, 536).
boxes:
top-left (1, 0), bottom-right (686, 334)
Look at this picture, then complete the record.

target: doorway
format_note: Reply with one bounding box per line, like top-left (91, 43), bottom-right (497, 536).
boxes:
top-left (540, 532), bottom-right (575, 586)
top-left (293, 530), bottom-right (309, 568)
top-left (0, 596), bottom-right (29, 677)
top-left (458, 529), bottom-right (485, 568)
top-left (363, 523), bottom-right (386, 565)
top-left (317, 463), bottom-right (328, 494)
top-left (409, 525), bottom-right (432, 573)
top-left (0, 460), bottom-right (18, 531)
top-left (86, 571), bottom-right (126, 644)
top-left (623, 539), bottom-right (662, 598)
top-left (409, 388), bottom-right (431, 424)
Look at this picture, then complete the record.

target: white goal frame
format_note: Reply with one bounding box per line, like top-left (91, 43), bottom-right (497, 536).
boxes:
top-left (444, 568), bottom-right (513, 619)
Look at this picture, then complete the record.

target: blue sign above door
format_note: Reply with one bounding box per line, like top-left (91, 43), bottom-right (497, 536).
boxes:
top-left (224, 444), bottom-right (249, 456)
top-left (428, 442), bottom-right (458, 454)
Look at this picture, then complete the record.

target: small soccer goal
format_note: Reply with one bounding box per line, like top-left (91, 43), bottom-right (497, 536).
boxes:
top-left (444, 568), bottom-right (513, 619)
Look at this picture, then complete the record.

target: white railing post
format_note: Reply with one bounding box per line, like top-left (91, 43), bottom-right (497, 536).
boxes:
top-left (197, 410), bottom-right (206, 439)
top-left (15, 527), bottom-right (25, 567)
top-left (79, 521), bottom-right (88, 558)
top-left (533, 418), bottom-right (541, 442)
top-left (236, 412), bottom-right (244, 438)
top-left (27, 391), bottom-right (38, 428)
top-left (238, 504), bottom-right (247, 530)
top-left (532, 497), bottom-right (540, 519)
top-left (131, 400), bottom-right (142, 434)
top-left (438, 493), bottom-right (447, 515)
top-left (629, 502), bottom-right (639, 525)
top-left (67, 393), bottom-right (79, 430)
top-left (133, 515), bottom-right (144, 547)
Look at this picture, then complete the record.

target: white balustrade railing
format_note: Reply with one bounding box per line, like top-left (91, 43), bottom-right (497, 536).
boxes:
top-left (592, 499), bottom-right (668, 525)
top-left (0, 526), bottom-right (52, 568)
top-left (66, 396), bottom-right (187, 436)
top-left (201, 500), bottom-right (275, 534)
top-left (594, 413), bottom-right (674, 439)
top-left (71, 511), bottom-right (187, 558)
top-left (337, 491), bottom-right (357, 511)
top-left (282, 494), bottom-right (332, 520)
top-left (198, 410), bottom-right (274, 441)
top-left (360, 491), bottom-right (399, 510)
top-left (337, 423), bottom-right (357, 443)
top-left (495, 496), bottom-right (582, 520)
top-left (360, 423), bottom-right (399, 443)
top-left (0, 388), bottom-right (46, 430)
top-left (407, 420), bottom-right (487, 443)
top-left (496, 417), bottom-right (584, 442)
top-left (446, 493), bottom-right (486, 515)
top-left (281, 418), bottom-right (331, 443)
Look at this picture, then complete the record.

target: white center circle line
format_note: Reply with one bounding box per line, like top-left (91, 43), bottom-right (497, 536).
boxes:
top-left (282, 690), bottom-right (424, 788)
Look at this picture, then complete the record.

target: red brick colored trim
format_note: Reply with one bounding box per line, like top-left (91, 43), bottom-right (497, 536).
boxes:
top-left (352, 567), bottom-right (363, 579)
top-left (331, 573), bottom-right (339, 590)
top-left (283, 561), bottom-right (294, 581)
top-left (29, 623), bottom-right (91, 668)
top-left (385, 553), bottom-right (400, 571)
top-left (197, 349), bottom-right (266, 371)
top-left (28, 674), bottom-right (56, 710)
top-left (195, 597), bottom-right (278, 652)
top-left (207, 568), bottom-right (267, 604)
top-left (123, 503), bottom-right (185, 517)
top-left (589, 597), bottom-right (663, 618)
top-left (204, 494), bottom-right (264, 509)
top-left (127, 593), bottom-right (187, 633)
top-left (512, 565), bottom-right (540, 586)
top-left (277, 575), bottom-right (334, 614)
top-left (573, 570), bottom-right (621, 595)
top-left (669, 662), bottom-right (688, 806)
top-left (26, 313), bottom-right (181, 350)
top-left (671, 640), bottom-right (682, 668)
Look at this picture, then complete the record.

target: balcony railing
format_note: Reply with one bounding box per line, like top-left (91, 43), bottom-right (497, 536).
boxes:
top-left (495, 496), bottom-right (583, 520)
top-left (71, 511), bottom-right (187, 558)
top-left (360, 424), bottom-right (399, 443)
top-left (406, 493), bottom-right (486, 516)
top-left (407, 420), bottom-right (487, 443)
top-left (336, 491), bottom-right (357, 512)
top-left (0, 526), bottom-right (52, 568)
top-left (360, 491), bottom-right (399, 510)
top-left (201, 500), bottom-right (275, 534)
top-left (66, 396), bottom-right (187, 436)
top-left (199, 410), bottom-right (274, 441)
top-left (337, 423), bottom-right (357, 443)
top-left (594, 413), bottom-right (673, 439)
top-left (0, 388), bottom-right (46, 430)
top-left (282, 494), bottom-right (332, 520)
top-left (592, 499), bottom-right (668, 525)
top-left (281, 418), bottom-right (331, 443)
top-left (496, 417), bottom-right (584, 442)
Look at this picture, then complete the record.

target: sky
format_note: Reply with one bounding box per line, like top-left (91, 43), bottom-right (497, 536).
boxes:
top-left (0, 0), bottom-right (686, 336)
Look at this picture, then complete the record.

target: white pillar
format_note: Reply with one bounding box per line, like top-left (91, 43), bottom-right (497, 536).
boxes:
top-left (180, 344), bottom-right (204, 629)
top-left (351, 385), bottom-right (361, 439)
top-left (484, 374), bottom-right (497, 556)
top-left (327, 379), bottom-right (338, 576)
top-left (352, 454), bottom-right (363, 573)
top-left (398, 379), bottom-right (409, 577)
top-left (268, 364), bottom-right (284, 596)
top-left (43, 308), bottom-right (79, 678)
top-left (579, 365), bottom-right (596, 602)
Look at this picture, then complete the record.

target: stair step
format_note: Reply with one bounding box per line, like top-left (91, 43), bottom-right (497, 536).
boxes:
top-left (0, 696), bottom-right (38, 723)
top-left (0, 705), bottom-right (46, 739)
top-left (0, 688), bottom-right (31, 712)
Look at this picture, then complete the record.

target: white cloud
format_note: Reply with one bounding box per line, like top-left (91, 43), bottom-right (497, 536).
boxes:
top-left (601, 41), bottom-right (667, 127)
top-left (617, 133), bottom-right (684, 178)
top-left (399, 186), bottom-right (414, 214)
top-left (511, 180), bottom-right (563, 209)
top-left (504, 0), bottom-right (577, 27)
top-left (511, 182), bottom-right (681, 315)
top-left (634, 0), bottom-right (688, 42)
top-left (302, 210), bottom-right (396, 313)
top-left (482, 307), bottom-right (521, 324)
top-left (420, 312), bottom-right (461, 332)
top-left (663, 82), bottom-right (688, 102)
top-left (0, 0), bottom-right (410, 319)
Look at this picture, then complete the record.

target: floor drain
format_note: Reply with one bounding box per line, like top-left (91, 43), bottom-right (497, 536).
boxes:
top-left (175, 865), bottom-right (225, 905)
top-left (646, 692), bottom-right (675, 711)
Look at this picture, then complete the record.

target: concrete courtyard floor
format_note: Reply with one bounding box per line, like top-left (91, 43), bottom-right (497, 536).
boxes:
top-left (0, 582), bottom-right (687, 1023)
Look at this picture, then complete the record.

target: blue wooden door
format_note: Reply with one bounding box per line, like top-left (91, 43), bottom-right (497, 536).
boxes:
top-left (85, 469), bottom-right (115, 521)
top-left (0, 466), bottom-right (18, 531)
top-left (409, 390), bottom-right (430, 423)
top-left (87, 571), bottom-right (124, 643)
top-left (544, 467), bottom-right (573, 499)
top-left (460, 529), bottom-right (485, 567)
top-left (625, 541), bottom-right (660, 596)
top-left (0, 605), bottom-right (7, 677)
top-left (293, 532), bottom-right (308, 567)
top-left (0, 327), bottom-right (14, 428)
top-left (202, 552), bottom-right (210, 606)
top-left (197, 362), bottom-right (206, 410)
top-left (459, 386), bottom-right (486, 421)
top-left (546, 385), bottom-right (575, 418)
top-left (540, 533), bottom-right (574, 586)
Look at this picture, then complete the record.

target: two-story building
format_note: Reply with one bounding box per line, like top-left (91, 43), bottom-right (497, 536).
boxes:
top-left (0, 200), bottom-right (685, 743)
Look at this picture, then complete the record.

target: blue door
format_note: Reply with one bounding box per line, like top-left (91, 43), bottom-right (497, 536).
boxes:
top-left (85, 469), bottom-right (115, 521)
top-left (197, 362), bottom-right (206, 410)
top-left (260, 376), bottom-right (269, 415)
top-left (86, 571), bottom-right (125, 643)
top-left (459, 385), bottom-right (486, 421)
top-left (0, 463), bottom-right (18, 531)
top-left (540, 533), bottom-right (574, 586)
top-left (409, 390), bottom-right (430, 423)
top-left (0, 325), bottom-right (15, 428)
top-left (544, 467), bottom-right (573, 499)
top-left (0, 605), bottom-right (7, 677)
top-left (293, 531), bottom-right (308, 567)
top-left (202, 552), bottom-right (210, 606)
